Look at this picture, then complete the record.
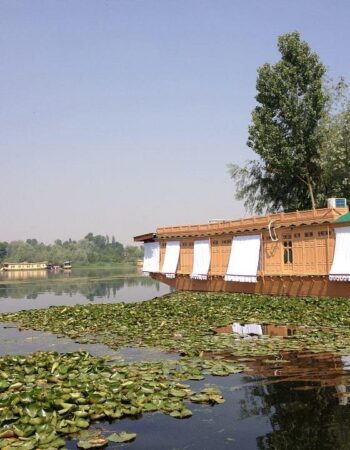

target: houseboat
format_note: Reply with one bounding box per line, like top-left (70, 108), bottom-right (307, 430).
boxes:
top-left (134, 199), bottom-right (350, 298)
top-left (1, 261), bottom-right (48, 271)
top-left (62, 261), bottom-right (72, 270)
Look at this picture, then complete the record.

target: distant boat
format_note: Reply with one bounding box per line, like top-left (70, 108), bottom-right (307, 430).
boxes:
top-left (62, 261), bottom-right (72, 270)
top-left (1, 262), bottom-right (48, 271)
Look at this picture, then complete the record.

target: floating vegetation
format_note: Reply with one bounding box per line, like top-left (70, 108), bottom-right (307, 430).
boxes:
top-left (0, 350), bottom-right (242, 449)
top-left (3, 292), bottom-right (350, 448)
top-left (3, 292), bottom-right (350, 358)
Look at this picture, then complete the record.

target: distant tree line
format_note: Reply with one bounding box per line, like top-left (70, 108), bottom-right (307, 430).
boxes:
top-left (0, 233), bottom-right (143, 265)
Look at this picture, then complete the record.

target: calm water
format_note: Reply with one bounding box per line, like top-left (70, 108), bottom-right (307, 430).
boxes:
top-left (65, 351), bottom-right (350, 450)
top-left (0, 268), bottom-right (170, 312)
top-left (1, 269), bottom-right (350, 449)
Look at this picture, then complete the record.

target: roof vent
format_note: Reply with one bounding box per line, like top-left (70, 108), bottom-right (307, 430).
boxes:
top-left (327, 198), bottom-right (347, 209)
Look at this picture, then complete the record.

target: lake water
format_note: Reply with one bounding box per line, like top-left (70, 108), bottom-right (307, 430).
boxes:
top-left (1, 269), bottom-right (350, 449)
top-left (0, 268), bottom-right (171, 312)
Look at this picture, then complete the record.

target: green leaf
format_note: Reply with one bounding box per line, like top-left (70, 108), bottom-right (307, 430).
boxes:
top-left (77, 438), bottom-right (108, 449)
top-left (107, 431), bottom-right (137, 443)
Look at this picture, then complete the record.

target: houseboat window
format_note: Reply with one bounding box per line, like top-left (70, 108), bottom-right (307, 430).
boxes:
top-left (181, 242), bottom-right (187, 247)
top-left (283, 241), bottom-right (293, 264)
top-left (305, 232), bottom-right (314, 238)
top-left (161, 242), bottom-right (166, 248)
top-left (294, 233), bottom-right (301, 238)
top-left (282, 234), bottom-right (292, 239)
top-left (212, 240), bottom-right (219, 245)
top-left (318, 230), bottom-right (329, 237)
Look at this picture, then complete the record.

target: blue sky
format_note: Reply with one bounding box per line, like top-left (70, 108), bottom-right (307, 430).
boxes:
top-left (1, 0), bottom-right (350, 244)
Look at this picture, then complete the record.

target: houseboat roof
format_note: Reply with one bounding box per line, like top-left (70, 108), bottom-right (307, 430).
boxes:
top-left (334, 211), bottom-right (350, 223)
top-left (2, 261), bottom-right (48, 265)
top-left (134, 207), bottom-right (349, 241)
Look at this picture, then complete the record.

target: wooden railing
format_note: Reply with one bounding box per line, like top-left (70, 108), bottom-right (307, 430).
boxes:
top-left (156, 208), bottom-right (348, 237)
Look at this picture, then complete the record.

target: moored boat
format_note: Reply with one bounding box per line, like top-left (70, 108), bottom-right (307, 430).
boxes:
top-left (1, 261), bottom-right (48, 271)
top-left (134, 199), bottom-right (350, 298)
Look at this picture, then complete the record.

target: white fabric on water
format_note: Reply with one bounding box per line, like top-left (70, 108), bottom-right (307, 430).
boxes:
top-left (341, 355), bottom-right (350, 371)
top-left (161, 241), bottom-right (180, 278)
top-left (232, 323), bottom-right (263, 336)
top-left (224, 234), bottom-right (261, 283)
top-left (329, 226), bottom-right (350, 281)
top-left (190, 240), bottom-right (211, 280)
top-left (142, 242), bottom-right (160, 273)
top-left (232, 323), bottom-right (244, 334)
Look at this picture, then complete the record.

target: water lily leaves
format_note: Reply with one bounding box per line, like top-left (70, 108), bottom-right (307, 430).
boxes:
top-left (24, 403), bottom-right (40, 418)
top-left (0, 430), bottom-right (16, 439)
top-left (190, 387), bottom-right (225, 405)
top-left (0, 380), bottom-right (9, 392)
top-left (169, 388), bottom-right (187, 398)
top-left (0, 350), bottom-right (234, 449)
top-left (77, 437), bottom-right (108, 449)
top-left (74, 419), bottom-right (90, 428)
top-left (169, 408), bottom-right (192, 418)
top-left (3, 292), bottom-right (350, 448)
top-left (107, 431), bottom-right (137, 443)
top-left (4, 292), bottom-right (350, 362)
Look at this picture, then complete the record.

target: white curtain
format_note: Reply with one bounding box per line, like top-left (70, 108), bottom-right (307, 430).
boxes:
top-left (225, 234), bottom-right (261, 283)
top-left (329, 226), bottom-right (350, 281)
top-left (161, 241), bottom-right (180, 278)
top-left (190, 240), bottom-right (211, 280)
top-left (232, 323), bottom-right (263, 336)
top-left (142, 242), bottom-right (160, 273)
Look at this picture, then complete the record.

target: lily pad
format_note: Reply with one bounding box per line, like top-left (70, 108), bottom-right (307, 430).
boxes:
top-left (107, 431), bottom-right (137, 443)
top-left (77, 437), bottom-right (108, 448)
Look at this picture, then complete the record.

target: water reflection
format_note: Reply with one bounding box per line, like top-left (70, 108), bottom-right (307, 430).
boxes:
top-left (238, 370), bottom-right (350, 450)
top-left (0, 322), bottom-right (177, 362)
top-left (64, 358), bottom-right (350, 450)
top-left (0, 265), bottom-right (138, 281)
top-left (1, 269), bottom-right (48, 281)
top-left (0, 273), bottom-right (171, 312)
top-left (215, 323), bottom-right (306, 337)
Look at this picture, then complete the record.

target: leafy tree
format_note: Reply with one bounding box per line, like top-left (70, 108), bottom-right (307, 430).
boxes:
top-left (320, 79), bottom-right (350, 201)
top-left (124, 245), bottom-right (144, 262)
top-left (229, 32), bottom-right (329, 213)
top-left (0, 242), bottom-right (8, 262)
top-left (26, 238), bottom-right (38, 246)
top-left (1, 234), bottom-right (142, 265)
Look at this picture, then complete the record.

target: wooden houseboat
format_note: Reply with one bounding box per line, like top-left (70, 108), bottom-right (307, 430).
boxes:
top-left (1, 261), bottom-right (48, 271)
top-left (134, 200), bottom-right (350, 298)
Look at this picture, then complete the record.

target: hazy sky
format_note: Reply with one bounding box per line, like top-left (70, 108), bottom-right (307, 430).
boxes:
top-left (1, 0), bottom-right (350, 245)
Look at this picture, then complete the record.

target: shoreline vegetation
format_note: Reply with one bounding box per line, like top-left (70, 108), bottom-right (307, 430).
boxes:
top-left (0, 233), bottom-right (143, 267)
top-left (0, 262), bottom-right (142, 286)
top-left (1, 291), bottom-right (350, 448)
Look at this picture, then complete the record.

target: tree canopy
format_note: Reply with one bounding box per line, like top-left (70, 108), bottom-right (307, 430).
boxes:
top-left (0, 234), bottom-right (143, 265)
top-left (229, 31), bottom-right (350, 213)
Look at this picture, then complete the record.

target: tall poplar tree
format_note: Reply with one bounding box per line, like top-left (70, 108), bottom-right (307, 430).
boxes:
top-left (229, 32), bottom-right (329, 213)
